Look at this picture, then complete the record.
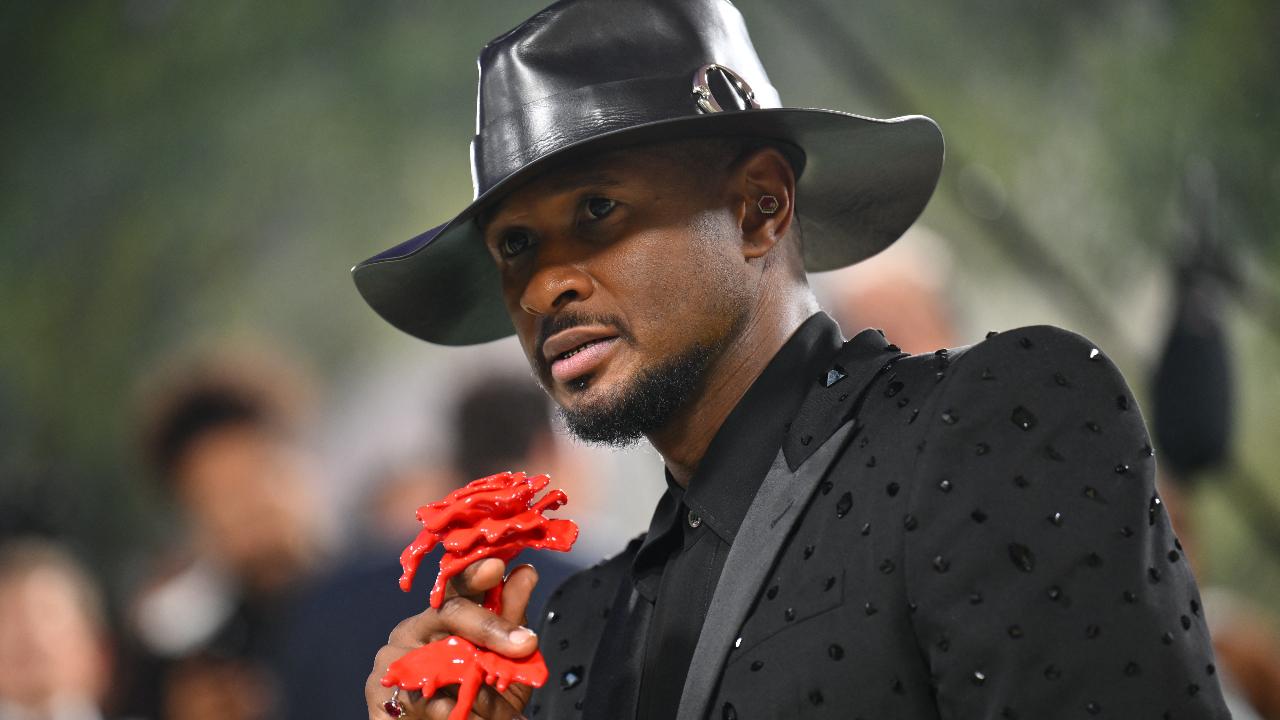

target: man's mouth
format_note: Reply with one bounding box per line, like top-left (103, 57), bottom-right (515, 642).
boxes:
top-left (543, 328), bottom-right (621, 385)
top-left (555, 338), bottom-right (610, 361)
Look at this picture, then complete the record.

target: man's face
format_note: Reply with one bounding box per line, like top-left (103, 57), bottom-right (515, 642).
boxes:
top-left (0, 567), bottom-right (108, 706)
top-left (174, 425), bottom-right (320, 590)
top-left (481, 141), bottom-right (754, 444)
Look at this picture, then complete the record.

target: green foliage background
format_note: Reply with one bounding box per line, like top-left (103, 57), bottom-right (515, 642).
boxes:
top-left (2, 1), bottom-right (1277, 610)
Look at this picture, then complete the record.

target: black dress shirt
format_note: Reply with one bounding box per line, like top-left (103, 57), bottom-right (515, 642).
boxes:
top-left (632, 313), bottom-right (843, 719)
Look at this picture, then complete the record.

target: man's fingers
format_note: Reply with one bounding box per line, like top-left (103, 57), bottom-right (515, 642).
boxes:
top-left (437, 595), bottom-right (539, 658)
top-left (371, 562), bottom-right (538, 718)
top-left (465, 685), bottom-right (527, 720)
top-left (500, 564), bottom-right (539, 627)
top-left (365, 651), bottom-right (399, 718)
top-left (422, 693), bottom-right (456, 720)
top-left (384, 593), bottom-right (537, 658)
top-left (386, 607), bottom-right (444, 648)
top-left (444, 557), bottom-right (507, 601)
top-left (416, 684), bottom-right (524, 720)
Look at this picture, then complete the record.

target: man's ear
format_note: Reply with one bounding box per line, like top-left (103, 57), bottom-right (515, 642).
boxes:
top-left (733, 145), bottom-right (796, 261)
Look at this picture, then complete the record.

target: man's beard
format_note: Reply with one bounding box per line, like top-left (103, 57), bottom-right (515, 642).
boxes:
top-left (556, 341), bottom-right (719, 447)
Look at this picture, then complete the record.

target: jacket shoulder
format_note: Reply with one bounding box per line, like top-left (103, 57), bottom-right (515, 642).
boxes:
top-left (927, 324), bottom-right (1106, 378)
top-left (896, 327), bottom-right (1230, 717)
top-left (933, 323), bottom-right (1137, 424)
top-left (967, 324), bottom-right (1105, 361)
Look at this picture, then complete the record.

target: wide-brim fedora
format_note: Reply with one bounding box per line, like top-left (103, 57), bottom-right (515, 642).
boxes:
top-left (352, 0), bottom-right (944, 346)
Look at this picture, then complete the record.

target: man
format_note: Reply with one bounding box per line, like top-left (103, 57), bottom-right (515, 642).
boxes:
top-left (358, 1), bottom-right (1230, 718)
top-left (126, 346), bottom-right (327, 720)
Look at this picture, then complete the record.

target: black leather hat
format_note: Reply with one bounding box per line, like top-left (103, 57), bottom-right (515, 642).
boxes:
top-left (352, 0), bottom-right (944, 345)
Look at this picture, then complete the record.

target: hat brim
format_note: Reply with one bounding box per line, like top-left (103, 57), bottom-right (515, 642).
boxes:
top-left (352, 108), bottom-right (944, 345)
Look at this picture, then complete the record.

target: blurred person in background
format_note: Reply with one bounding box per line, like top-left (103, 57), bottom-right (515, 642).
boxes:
top-left (276, 371), bottom-right (582, 720)
top-left (0, 538), bottom-right (112, 720)
top-left (119, 346), bottom-right (329, 720)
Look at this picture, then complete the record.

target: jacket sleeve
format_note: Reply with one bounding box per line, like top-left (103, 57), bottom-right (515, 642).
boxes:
top-left (903, 325), bottom-right (1230, 719)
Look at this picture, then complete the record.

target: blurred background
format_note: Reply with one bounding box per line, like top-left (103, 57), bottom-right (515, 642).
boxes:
top-left (2, 0), bottom-right (1278, 718)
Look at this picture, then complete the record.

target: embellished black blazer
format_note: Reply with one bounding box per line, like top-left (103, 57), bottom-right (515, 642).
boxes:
top-left (530, 325), bottom-right (1231, 719)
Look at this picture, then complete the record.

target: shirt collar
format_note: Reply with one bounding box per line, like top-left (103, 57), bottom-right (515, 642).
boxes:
top-left (682, 312), bottom-right (844, 543)
top-left (630, 312), bottom-right (844, 597)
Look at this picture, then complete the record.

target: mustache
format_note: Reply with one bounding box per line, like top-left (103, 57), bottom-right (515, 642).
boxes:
top-left (535, 311), bottom-right (633, 357)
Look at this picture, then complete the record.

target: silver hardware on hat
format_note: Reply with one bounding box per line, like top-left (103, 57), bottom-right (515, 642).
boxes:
top-left (691, 63), bottom-right (761, 114)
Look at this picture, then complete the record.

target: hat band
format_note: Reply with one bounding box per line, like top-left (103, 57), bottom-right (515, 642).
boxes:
top-left (470, 70), bottom-right (781, 198)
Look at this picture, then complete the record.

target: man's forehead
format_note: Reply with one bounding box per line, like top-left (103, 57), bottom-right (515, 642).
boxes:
top-left (538, 165), bottom-right (627, 195)
top-left (530, 144), bottom-right (673, 190)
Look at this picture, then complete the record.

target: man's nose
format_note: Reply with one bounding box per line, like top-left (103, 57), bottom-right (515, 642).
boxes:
top-left (518, 243), bottom-right (594, 316)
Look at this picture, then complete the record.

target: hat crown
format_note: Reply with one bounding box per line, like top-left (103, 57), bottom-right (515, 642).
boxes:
top-left (470, 0), bottom-right (781, 196)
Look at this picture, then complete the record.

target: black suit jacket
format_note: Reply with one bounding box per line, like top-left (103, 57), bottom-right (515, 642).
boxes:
top-left (531, 325), bottom-right (1230, 719)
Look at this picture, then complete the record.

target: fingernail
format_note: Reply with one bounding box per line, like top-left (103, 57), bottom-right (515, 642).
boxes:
top-left (509, 627), bottom-right (534, 644)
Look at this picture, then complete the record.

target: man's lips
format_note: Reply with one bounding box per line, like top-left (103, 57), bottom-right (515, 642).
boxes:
top-left (542, 327), bottom-right (620, 384)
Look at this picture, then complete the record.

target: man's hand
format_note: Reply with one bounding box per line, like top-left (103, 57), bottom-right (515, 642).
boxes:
top-left (366, 559), bottom-right (540, 720)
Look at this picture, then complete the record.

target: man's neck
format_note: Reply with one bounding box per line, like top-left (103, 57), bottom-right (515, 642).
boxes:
top-left (650, 292), bottom-right (820, 488)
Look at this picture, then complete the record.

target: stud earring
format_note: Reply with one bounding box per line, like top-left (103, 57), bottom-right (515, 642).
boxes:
top-left (757, 195), bottom-right (780, 214)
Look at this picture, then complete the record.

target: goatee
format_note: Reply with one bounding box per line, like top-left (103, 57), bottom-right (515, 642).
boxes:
top-left (556, 342), bottom-right (718, 447)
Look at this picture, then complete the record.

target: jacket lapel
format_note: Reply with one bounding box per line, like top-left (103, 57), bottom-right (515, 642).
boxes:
top-left (675, 328), bottom-right (902, 720)
top-left (675, 419), bottom-right (856, 720)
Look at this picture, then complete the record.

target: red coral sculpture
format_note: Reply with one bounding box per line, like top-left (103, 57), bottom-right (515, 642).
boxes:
top-left (380, 471), bottom-right (578, 720)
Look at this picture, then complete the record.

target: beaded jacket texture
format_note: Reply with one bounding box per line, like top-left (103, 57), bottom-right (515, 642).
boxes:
top-left (531, 324), bottom-right (1230, 719)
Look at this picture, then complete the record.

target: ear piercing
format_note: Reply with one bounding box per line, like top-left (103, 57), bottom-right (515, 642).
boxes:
top-left (757, 195), bottom-right (780, 214)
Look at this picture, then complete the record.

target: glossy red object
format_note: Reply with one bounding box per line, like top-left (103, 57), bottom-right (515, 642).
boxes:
top-left (380, 471), bottom-right (579, 720)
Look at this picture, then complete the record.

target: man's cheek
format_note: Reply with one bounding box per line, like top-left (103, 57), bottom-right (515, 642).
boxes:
top-left (510, 319), bottom-right (539, 363)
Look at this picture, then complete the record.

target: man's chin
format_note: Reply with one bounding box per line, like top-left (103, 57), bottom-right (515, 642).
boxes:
top-left (556, 398), bottom-right (648, 448)
top-left (551, 342), bottom-right (718, 447)
top-left (553, 375), bottom-right (640, 446)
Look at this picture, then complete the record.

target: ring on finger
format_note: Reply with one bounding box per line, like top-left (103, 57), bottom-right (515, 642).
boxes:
top-left (382, 686), bottom-right (406, 718)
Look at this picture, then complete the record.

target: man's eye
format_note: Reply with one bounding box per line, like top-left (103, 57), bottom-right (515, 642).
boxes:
top-left (585, 197), bottom-right (616, 220)
top-left (499, 231), bottom-right (533, 258)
